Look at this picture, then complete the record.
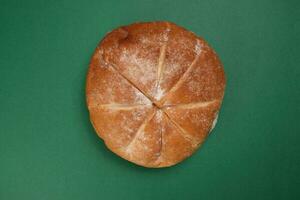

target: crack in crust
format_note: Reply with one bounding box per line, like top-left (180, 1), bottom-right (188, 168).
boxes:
top-left (125, 109), bottom-right (157, 153)
top-left (158, 39), bottom-right (202, 105)
top-left (155, 22), bottom-right (171, 100)
top-left (156, 114), bottom-right (163, 165)
top-left (163, 100), bottom-right (218, 109)
top-left (95, 104), bottom-right (151, 110)
top-left (110, 62), bottom-right (154, 102)
top-left (98, 49), bottom-right (154, 103)
top-left (162, 111), bottom-right (199, 147)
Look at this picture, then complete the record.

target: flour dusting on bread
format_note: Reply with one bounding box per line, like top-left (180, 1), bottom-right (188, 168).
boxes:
top-left (86, 21), bottom-right (226, 168)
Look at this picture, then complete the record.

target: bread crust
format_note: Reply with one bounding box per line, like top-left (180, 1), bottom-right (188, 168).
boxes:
top-left (86, 21), bottom-right (226, 168)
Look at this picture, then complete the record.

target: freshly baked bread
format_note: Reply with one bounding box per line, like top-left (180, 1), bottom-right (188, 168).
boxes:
top-left (86, 21), bottom-right (226, 168)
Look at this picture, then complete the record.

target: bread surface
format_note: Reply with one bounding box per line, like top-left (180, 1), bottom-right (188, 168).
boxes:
top-left (86, 21), bottom-right (226, 168)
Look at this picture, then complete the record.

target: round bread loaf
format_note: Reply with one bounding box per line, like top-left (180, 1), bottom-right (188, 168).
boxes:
top-left (86, 21), bottom-right (226, 168)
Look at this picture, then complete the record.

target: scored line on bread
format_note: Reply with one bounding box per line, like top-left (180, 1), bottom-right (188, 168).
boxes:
top-left (100, 52), bottom-right (154, 102)
top-left (163, 99), bottom-right (218, 109)
top-left (95, 104), bottom-right (151, 110)
top-left (155, 22), bottom-right (171, 101)
top-left (124, 109), bottom-right (157, 155)
top-left (162, 110), bottom-right (199, 147)
top-left (157, 39), bottom-right (202, 105)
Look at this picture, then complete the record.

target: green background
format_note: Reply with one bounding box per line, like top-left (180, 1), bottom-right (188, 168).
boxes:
top-left (0, 0), bottom-right (299, 199)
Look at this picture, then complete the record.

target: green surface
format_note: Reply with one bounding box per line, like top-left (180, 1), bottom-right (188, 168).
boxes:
top-left (0, 0), bottom-right (299, 199)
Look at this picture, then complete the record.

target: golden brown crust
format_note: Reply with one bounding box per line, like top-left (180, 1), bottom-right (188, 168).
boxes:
top-left (86, 21), bottom-right (226, 168)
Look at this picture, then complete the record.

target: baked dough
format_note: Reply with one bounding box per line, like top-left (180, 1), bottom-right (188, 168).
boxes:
top-left (86, 21), bottom-right (226, 167)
